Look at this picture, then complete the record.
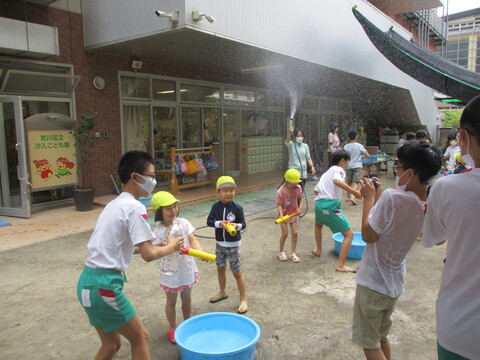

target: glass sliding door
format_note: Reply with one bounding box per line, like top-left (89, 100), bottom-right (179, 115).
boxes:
top-left (153, 106), bottom-right (176, 170)
top-left (180, 107), bottom-right (202, 148)
top-left (123, 105), bottom-right (151, 153)
top-left (0, 96), bottom-right (30, 218)
top-left (223, 109), bottom-right (241, 173)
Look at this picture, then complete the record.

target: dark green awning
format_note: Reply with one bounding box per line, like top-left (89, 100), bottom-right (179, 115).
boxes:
top-left (353, 7), bottom-right (480, 103)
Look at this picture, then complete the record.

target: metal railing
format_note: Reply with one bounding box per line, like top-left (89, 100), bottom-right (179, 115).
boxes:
top-left (415, 9), bottom-right (448, 43)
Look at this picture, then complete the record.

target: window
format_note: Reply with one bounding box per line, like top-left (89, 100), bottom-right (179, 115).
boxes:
top-left (224, 89), bottom-right (255, 106)
top-left (121, 76), bottom-right (150, 99)
top-left (122, 105), bottom-right (151, 152)
top-left (180, 84), bottom-right (220, 104)
top-left (1, 70), bottom-right (79, 97)
top-left (152, 79), bottom-right (176, 101)
top-left (300, 96), bottom-right (319, 110)
top-left (256, 91), bottom-right (284, 108)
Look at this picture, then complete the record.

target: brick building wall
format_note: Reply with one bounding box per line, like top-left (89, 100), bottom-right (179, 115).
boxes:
top-left (1, 1), bottom-right (255, 195)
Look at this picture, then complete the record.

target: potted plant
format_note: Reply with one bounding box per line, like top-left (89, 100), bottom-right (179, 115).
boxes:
top-left (71, 110), bottom-right (99, 211)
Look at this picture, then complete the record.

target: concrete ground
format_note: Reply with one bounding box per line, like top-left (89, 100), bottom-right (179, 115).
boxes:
top-left (0, 173), bottom-right (446, 359)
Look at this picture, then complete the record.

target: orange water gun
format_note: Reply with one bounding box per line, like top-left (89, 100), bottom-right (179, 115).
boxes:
top-left (275, 211), bottom-right (300, 224)
top-left (181, 247), bottom-right (217, 262)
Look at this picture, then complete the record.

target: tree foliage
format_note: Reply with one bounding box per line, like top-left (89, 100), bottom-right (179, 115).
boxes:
top-left (441, 109), bottom-right (462, 128)
top-left (72, 110), bottom-right (99, 188)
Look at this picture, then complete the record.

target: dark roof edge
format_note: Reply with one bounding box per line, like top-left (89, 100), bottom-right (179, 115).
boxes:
top-left (442, 7), bottom-right (480, 21)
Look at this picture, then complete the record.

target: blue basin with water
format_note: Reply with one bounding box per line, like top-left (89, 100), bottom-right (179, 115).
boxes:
top-left (175, 312), bottom-right (261, 360)
top-left (332, 232), bottom-right (366, 260)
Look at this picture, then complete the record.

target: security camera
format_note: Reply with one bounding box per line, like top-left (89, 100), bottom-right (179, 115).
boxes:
top-left (203, 13), bottom-right (215, 23)
top-left (155, 10), bottom-right (179, 22)
top-left (192, 11), bottom-right (215, 23)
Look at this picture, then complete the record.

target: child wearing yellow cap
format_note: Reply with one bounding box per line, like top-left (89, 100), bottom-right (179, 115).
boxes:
top-left (207, 176), bottom-right (248, 314)
top-left (276, 169), bottom-right (304, 262)
top-left (151, 191), bottom-right (204, 344)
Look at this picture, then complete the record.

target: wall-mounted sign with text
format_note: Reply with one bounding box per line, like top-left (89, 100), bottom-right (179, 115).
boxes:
top-left (28, 129), bottom-right (78, 191)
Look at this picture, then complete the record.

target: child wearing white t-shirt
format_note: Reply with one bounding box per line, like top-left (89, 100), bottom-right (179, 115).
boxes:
top-left (422, 95), bottom-right (480, 360)
top-left (312, 149), bottom-right (361, 272)
top-left (151, 191), bottom-right (204, 345)
top-left (352, 141), bottom-right (441, 360)
top-left (443, 133), bottom-right (460, 170)
top-left (77, 151), bottom-right (183, 359)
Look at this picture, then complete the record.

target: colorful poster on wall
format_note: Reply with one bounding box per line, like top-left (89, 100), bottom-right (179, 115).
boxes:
top-left (28, 129), bottom-right (77, 191)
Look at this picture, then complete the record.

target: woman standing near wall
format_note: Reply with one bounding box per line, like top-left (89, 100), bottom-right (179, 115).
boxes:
top-left (327, 123), bottom-right (341, 168)
top-left (285, 126), bottom-right (315, 188)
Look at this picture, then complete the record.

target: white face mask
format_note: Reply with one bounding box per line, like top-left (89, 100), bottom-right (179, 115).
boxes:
top-left (461, 133), bottom-right (476, 168)
top-left (450, 140), bottom-right (457, 147)
top-left (295, 137), bottom-right (304, 144)
top-left (395, 169), bottom-right (411, 191)
top-left (135, 173), bottom-right (157, 195)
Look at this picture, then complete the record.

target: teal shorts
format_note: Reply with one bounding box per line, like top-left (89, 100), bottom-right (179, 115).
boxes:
top-left (437, 342), bottom-right (469, 360)
top-left (77, 266), bottom-right (136, 333)
top-left (315, 199), bottom-right (351, 234)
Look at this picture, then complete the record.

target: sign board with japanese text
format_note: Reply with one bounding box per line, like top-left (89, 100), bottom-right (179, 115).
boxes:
top-left (28, 129), bottom-right (77, 191)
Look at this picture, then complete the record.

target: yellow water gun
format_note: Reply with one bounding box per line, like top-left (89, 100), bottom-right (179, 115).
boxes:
top-left (275, 211), bottom-right (300, 224)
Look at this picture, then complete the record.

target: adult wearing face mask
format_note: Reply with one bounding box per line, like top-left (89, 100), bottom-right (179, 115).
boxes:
top-left (328, 123), bottom-right (341, 169)
top-left (443, 133), bottom-right (460, 170)
top-left (422, 95), bottom-right (480, 360)
top-left (286, 126), bottom-right (315, 188)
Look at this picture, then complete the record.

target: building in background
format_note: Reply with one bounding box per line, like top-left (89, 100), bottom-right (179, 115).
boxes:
top-left (0, 0), bottom-right (446, 217)
top-left (436, 8), bottom-right (480, 114)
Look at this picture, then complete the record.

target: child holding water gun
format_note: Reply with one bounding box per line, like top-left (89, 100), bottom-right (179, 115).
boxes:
top-left (207, 176), bottom-right (248, 314)
top-left (151, 191), bottom-right (204, 344)
top-left (276, 169), bottom-right (304, 262)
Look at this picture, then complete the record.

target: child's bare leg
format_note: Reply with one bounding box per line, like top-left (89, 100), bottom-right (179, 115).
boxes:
top-left (165, 291), bottom-right (178, 331)
top-left (211, 266), bottom-right (227, 299)
top-left (233, 269), bottom-right (248, 313)
top-left (363, 347), bottom-right (388, 360)
top-left (279, 223), bottom-right (288, 252)
top-left (380, 339), bottom-right (391, 360)
top-left (115, 314), bottom-right (150, 360)
top-left (347, 181), bottom-right (354, 200)
top-left (180, 287), bottom-right (193, 321)
top-left (312, 222), bottom-right (323, 256)
top-left (290, 222), bottom-right (298, 253)
top-left (336, 228), bottom-right (355, 272)
top-left (94, 327), bottom-right (122, 360)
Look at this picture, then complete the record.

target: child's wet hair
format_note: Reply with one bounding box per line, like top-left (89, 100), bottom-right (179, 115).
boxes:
top-left (331, 149), bottom-right (350, 165)
top-left (118, 151), bottom-right (154, 184)
top-left (348, 131), bottom-right (357, 140)
top-left (396, 141), bottom-right (442, 184)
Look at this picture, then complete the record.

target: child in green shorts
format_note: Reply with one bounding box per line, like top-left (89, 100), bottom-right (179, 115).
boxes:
top-left (312, 149), bottom-right (361, 272)
top-left (77, 151), bottom-right (183, 359)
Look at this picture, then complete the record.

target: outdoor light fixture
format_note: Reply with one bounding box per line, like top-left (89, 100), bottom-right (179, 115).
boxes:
top-left (155, 10), bottom-right (179, 23)
top-left (192, 11), bottom-right (215, 23)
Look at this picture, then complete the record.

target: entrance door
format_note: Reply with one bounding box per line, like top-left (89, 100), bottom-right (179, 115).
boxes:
top-left (0, 96), bottom-right (30, 218)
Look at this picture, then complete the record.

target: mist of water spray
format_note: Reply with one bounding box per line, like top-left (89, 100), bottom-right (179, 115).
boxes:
top-left (285, 80), bottom-right (303, 120)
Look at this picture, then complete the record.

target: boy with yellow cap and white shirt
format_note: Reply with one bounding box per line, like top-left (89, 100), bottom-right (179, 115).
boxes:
top-left (207, 176), bottom-right (248, 314)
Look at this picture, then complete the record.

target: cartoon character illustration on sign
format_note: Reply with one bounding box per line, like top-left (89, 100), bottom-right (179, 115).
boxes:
top-left (55, 157), bottom-right (75, 178)
top-left (33, 159), bottom-right (53, 181)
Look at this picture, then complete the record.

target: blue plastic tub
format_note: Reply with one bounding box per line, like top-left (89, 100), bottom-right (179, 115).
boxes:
top-left (361, 156), bottom-right (377, 164)
top-left (175, 312), bottom-right (261, 360)
top-left (332, 232), bottom-right (366, 260)
top-left (138, 194), bottom-right (152, 207)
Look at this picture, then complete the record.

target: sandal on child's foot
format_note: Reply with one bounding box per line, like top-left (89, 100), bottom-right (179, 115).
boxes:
top-left (167, 329), bottom-right (176, 344)
top-left (289, 253), bottom-right (301, 263)
top-left (278, 251), bottom-right (288, 261)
